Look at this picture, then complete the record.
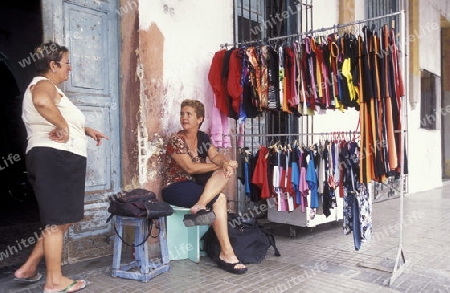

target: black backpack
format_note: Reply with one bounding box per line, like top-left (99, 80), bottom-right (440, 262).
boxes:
top-left (203, 213), bottom-right (280, 264)
top-left (106, 188), bottom-right (173, 222)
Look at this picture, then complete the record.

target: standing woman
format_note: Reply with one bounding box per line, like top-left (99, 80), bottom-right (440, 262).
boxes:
top-left (162, 99), bottom-right (247, 274)
top-left (13, 41), bottom-right (107, 293)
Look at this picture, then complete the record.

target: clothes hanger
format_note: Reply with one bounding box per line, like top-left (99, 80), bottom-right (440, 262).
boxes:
top-left (269, 140), bottom-right (280, 150)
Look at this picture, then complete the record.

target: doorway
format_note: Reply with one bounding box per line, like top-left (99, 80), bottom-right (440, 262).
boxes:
top-left (0, 1), bottom-right (42, 268)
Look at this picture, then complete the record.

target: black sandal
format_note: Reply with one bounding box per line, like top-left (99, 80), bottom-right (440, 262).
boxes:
top-left (217, 258), bottom-right (248, 275)
top-left (183, 209), bottom-right (216, 227)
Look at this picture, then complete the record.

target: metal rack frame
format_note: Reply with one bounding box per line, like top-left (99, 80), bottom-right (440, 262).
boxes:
top-left (222, 8), bottom-right (408, 286)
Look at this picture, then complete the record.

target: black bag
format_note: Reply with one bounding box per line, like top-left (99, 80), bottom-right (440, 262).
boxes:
top-left (106, 189), bottom-right (174, 247)
top-left (106, 188), bottom-right (173, 222)
top-left (203, 213), bottom-right (280, 264)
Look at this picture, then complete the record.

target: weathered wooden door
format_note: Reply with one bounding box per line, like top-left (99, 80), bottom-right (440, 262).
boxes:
top-left (41, 0), bottom-right (120, 255)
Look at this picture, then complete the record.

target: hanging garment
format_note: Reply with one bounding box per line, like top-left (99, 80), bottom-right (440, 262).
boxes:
top-left (210, 106), bottom-right (231, 148)
top-left (242, 63), bottom-right (260, 119)
top-left (287, 45), bottom-right (299, 111)
top-left (340, 33), bottom-right (358, 108)
top-left (290, 146), bottom-right (300, 210)
top-left (283, 46), bottom-right (295, 114)
top-left (306, 150), bottom-right (319, 209)
top-left (227, 48), bottom-right (244, 116)
top-left (267, 46), bottom-right (281, 111)
top-left (305, 37), bottom-right (318, 111)
top-left (351, 191), bottom-right (361, 250)
top-left (246, 47), bottom-right (262, 111)
top-left (272, 149), bottom-right (285, 211)
top-left (321, 141), bottom-right (333, 217)
top-left (208, 49), bottom-right (229, 116)
top-left (358, 182), bottom-right (372, 243)
top-left (343, 140), bottom-right (372, 250)
top-left (251, 146), bottom-right (271, 199)
top-left (297, 41), bottom-right (309, 114)
top-left (260, 45), bottom-right (270, 109)
top-left (298, 150), bottom-right (309, 212)
top-left (389, 28), bottom-right (408, 175)
top-left (221, 47), bottom-right (239, 119)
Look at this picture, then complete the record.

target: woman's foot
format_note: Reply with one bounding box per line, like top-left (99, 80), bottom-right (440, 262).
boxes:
top-left (13, 272), bottom-right (43, 283)
top-left (13, 266), bottom-right (41, 282)
top-left (217, 253), bottom-right (247, 274)
top-left (184, 209), bottom-right (216, 227)
top-left (43, 277), bottom-right (86, 293)
top-left (190, 204), bottom-right (207, 214)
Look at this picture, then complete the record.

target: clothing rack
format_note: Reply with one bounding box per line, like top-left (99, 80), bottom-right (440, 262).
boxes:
top-left (231, 131), bottom-right (356, 143)
top-left (231, 131), bottom-right (355, 137)
top-left (222, 8), bottom-right (407, 286)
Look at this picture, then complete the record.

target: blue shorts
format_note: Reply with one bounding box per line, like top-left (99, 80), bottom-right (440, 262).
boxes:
top-left (162, 180), bottom-right (218, 208)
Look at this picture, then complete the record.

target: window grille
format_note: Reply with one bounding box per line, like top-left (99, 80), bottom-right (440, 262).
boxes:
top-left (366, 0), bottom-right (400, 31)
top-left (234, 0), bottom-right (310, 147)
top-left (420, 70), bottom-right (439, 130)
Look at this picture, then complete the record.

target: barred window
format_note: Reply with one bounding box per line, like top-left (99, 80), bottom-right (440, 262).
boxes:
top-left (234, 0), bottom-right (303, 145)
top-left (366, 0), bottom-right (400, 29)
top-left (420, 70), bottom-right (439, 130)
top-left (234, 0), bottom-right (300, 42)
top-left (235, 0), bottom-right (264, 42)
top-left (366, 0), bottom-right (399, 17)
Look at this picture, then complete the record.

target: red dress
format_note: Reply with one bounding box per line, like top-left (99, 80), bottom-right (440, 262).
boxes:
top-left (251, 146), bottom-right (271, 199)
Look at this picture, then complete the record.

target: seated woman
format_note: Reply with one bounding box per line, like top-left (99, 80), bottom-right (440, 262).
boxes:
top-left (162, 99), bottom-right (247, 275)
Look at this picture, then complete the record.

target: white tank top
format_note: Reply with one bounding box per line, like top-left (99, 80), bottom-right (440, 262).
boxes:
top-left (22, 76), bottom-right (87, 157)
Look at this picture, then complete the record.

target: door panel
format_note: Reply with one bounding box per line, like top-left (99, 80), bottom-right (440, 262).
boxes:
top-left (80, 105), bottom-right (111, 192)
top-left (65, 3), bottom-right (109, 93)
top-left (41, 0), bottom-right (120, 198)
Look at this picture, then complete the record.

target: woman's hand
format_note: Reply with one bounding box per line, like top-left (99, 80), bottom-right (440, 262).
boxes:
top-left (49, 126), bottom-right (69, 143)
top-left (223, 160), bottom-right (238, 178)
top-left (85, 127), bottom-right (109, 146)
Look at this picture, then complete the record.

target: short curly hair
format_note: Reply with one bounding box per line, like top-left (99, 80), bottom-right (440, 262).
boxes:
top-left (33, 41), bottom-right (69, 74)
top-left (180, 99), bottom-right (205, 127)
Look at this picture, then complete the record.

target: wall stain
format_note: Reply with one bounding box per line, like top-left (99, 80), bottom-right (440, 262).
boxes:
top-left (138, 23), bottom-right (165, 195)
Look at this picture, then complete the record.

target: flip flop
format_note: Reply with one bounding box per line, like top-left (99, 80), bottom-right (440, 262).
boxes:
top-left (13, 272), bottom-right (43, 284)
top-left (217, 258), bottom-right (247, 275)
top-left (42, 279), bottom-right (86, 293)
top-left (183, 209), bottom-right (216, 227)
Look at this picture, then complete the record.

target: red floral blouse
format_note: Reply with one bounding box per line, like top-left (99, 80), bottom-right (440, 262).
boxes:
top-left (163, 132), bottom-right (207, 187)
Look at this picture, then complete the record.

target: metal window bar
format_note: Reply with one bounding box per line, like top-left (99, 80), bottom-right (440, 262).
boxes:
top-left (233, 0), bottom-right (309, 153)
top-left (366, 0), bottom-right (399, 34)
top-left (225, 10), bottom-right (402, 48)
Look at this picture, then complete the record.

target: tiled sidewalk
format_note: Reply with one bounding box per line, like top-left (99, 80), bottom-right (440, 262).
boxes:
top-left (1, 183), bottom-right (450, 293)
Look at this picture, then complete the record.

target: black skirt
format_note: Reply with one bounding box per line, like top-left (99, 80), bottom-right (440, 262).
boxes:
top-left (26, 146), bottom-right (87, 226)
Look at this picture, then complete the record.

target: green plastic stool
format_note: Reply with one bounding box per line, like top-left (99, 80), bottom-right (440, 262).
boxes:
top-left (166, 206), bottom-right (209, 263)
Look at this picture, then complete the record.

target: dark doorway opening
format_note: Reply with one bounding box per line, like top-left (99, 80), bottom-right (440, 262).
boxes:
top-left (0, 1), bottom-right (43, 269)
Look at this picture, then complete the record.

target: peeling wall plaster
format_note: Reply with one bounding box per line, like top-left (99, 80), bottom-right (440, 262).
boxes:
top-left (137, 0), bottom-right (233, 191)
top-left (135, 62), bottom-right (149, 184)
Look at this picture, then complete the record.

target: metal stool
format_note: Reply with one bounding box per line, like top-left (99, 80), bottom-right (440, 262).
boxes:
top-left (111, 216), bottom-right (170, 282)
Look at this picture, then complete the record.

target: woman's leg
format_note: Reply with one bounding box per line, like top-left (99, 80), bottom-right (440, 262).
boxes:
top-left (42, 224), bottom-right (86, 291)
top-left (192, 169), bottom-right (229, 212)
top-left (210, 193), bottom-right (246, 269)
top-left (13, 231), bottom-right (45, 279)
